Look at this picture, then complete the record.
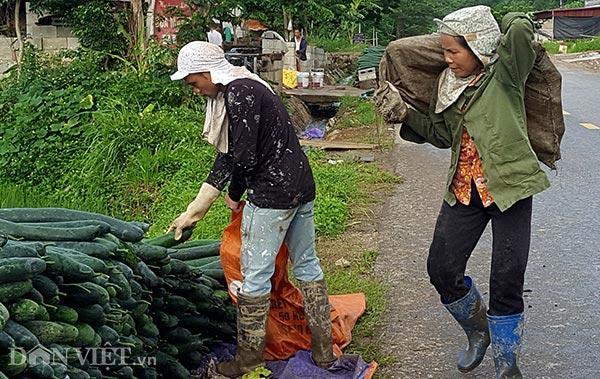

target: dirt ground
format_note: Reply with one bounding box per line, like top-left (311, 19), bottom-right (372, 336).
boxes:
top-left (314, 124), bottom-right (396, 267)
top-left (551, 50), bottom-right (600, 73)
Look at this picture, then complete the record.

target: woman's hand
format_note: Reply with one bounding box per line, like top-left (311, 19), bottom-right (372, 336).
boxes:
top-left (373, 81), bottom-right (409, 124)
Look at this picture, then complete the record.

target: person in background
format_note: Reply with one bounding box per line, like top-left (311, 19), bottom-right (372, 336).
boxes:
top-left (168, 41), bottom-right (338, 378)
top-left (374, 5), bottom-right (549, 379)
top-left (291, 28), bottom-right (307, 71)
top-left (222, 26), bottom-right (233, 51)
top-left (223, 26), bottom-right (233, 43)
top-left (207, 24), bottom-right (223, 47)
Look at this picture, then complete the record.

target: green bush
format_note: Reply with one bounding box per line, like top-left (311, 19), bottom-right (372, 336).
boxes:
top-left (63, 104), bottom-right (207, 215)
top-left (308, 37), bottom-right (369, 53)
top-left (0, 45), bottom-right (191, 190)
top-left (67, 0), bottom-right (128, 55)
top-left (542, 41), bottom-right (560, 54)
top-left (569, 36), bottom-right (600, 53)
top-left (0, 83), bottom-right (94, 187)
top-left (0, 45), bottom-right (398, 242)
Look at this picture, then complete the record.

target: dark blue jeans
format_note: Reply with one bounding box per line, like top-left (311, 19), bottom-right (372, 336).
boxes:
top-left (427, 185), bottom-right (532, 316)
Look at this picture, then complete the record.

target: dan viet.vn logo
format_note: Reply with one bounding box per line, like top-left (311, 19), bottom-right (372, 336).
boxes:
top-left (9, 344), bottom-right (156, 367)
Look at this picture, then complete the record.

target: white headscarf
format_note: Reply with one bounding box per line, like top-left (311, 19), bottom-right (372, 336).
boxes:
top-left (171, 41), bottom-right (275, 153)
top-left (432, 5), bottom-right (501, 113)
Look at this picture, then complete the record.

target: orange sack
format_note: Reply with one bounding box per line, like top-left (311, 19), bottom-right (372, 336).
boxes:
top-left (220, 203), bottom-right (367, 361)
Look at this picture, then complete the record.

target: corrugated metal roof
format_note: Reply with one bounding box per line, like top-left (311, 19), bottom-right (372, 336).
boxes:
top-left (534, 5), bottom-right (600, 19)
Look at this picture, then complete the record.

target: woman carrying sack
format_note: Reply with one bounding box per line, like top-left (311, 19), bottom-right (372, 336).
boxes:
top-left (374, 6), bottom-right (550, 378)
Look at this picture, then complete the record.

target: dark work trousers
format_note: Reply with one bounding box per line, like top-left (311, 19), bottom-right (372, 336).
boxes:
top-left (427, 184), bottom-right (532, 316)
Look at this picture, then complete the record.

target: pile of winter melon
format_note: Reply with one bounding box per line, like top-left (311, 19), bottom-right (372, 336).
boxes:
top-left (0, 208), bottom-right (234, 379)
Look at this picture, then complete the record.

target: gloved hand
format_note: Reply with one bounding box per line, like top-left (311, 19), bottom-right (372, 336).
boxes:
top-left (373, 80), bottom-right (409, 124)
top-left (168, 182), bottom-right (220, 241)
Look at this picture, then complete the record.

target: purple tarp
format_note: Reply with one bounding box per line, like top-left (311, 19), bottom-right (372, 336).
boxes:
top-left (195, 344), bottom-right (376, 379)
top-left (300, 127), bottom-right (325, 140)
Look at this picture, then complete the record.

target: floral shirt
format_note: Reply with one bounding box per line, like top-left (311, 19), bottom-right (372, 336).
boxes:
top-left (451, 127), bottom-right (494, 207)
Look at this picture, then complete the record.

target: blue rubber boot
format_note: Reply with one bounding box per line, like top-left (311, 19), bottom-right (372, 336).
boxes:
top-left (443, 276), bottom-right (490, 372)
top-left (488, 313), bottom-right (525, 379)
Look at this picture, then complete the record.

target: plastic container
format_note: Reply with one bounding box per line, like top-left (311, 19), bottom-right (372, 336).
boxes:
top-left (296, 72), bottom-right (310, 88)
top-left (310, 72), bottom-right (324, 89)
top-left (358, 67), bottom-right (377, 81)
top-left (558, 42), bottom-right (568, 54)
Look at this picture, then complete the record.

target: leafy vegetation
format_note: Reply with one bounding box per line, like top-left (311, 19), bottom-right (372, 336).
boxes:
top-left (66, 0), bottom-right (128, 55)
top-left (543, 36), bottom-right (600, 54)
top-left (308, 37), bottom-right (368, 53)
top-left (161, 0), bottom-right (587, 47)
top-left (336, 97), bottom-right (384, 129)
top-left (1, 0), bottom-right (588, 51)
top-left (0, 0), bottom-right (591, 373)
top-left (0, 44), bottom-right (398, 244)
top-left (326, 249), bottom-right (392, 364)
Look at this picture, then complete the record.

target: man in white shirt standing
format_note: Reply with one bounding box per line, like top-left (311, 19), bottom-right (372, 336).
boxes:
top-left (207, 24), bottom-right (223, 47)
top-left (290, 28), bottom-right (307, 71)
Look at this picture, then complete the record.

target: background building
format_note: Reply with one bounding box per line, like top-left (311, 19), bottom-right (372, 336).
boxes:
top-left (535, 4), bottom-right (600, 39)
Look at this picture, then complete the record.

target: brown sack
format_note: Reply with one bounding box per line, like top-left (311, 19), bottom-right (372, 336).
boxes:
top-left (379, 34), bottom-right (564, 169)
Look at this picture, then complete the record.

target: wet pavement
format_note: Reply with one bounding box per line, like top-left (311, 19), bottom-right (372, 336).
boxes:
top-left (374, 62), bottom-right (600, 378)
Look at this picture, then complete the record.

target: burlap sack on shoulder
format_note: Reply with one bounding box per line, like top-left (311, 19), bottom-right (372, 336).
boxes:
top-left (379, 35), bottom-right (445, 113)
top-left (379, 34), bottom-right (564, 169)
top-left (525, 43), bottom-right (564, 169)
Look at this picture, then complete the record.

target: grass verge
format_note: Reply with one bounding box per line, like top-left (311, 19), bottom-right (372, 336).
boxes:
top-left (325, 248), bottom-right (395, 367)
top-left (314, 147), bottom-right (401, 372)
top-left (543, 36), bottom-right (600, 54)
top-left (308, 101), bottom-right (401, 372)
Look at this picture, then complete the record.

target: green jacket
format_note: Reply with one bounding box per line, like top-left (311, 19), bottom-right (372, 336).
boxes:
top-left (400, 13), bottom-right (550, 211)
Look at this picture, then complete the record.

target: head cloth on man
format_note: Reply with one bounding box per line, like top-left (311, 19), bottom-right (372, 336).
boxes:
top-left (171, 41), bottom-right (274, 153)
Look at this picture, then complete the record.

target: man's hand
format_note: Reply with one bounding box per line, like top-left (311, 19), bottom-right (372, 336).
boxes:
top-left (373, 81), bottom-right (409, 124)
top-left (168, 183), bottom-right (220, 241)
top-left (225, 193), bottom-right (242, 214)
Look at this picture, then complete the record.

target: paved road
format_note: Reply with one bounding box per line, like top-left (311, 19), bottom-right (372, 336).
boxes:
top-left (375, 62), bottom-right (600, 379)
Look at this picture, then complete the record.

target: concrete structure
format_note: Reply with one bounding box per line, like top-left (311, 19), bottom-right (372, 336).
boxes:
top-left (282, 42), bottom-right (327, 72)
top-left (282, 85), bottom-right (365, 103)
top-left (258, 35), bottom-right (287, 92)
top-left (0, 37), bottom-right (17, 73)
top-left (25, 3), bottom-right (78, 52)
top-left (0, 3), bottom-right (80, 73)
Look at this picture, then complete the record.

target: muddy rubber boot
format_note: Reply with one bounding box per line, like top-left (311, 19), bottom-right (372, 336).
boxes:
top-left (217, 292), bottom-right (270, 378)
top-left (299, 279), bottom-right (337, 369)
top-left (488, 313), bottom-right (525, 379)
top-left (443, 276), bottom-right (491, 372)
